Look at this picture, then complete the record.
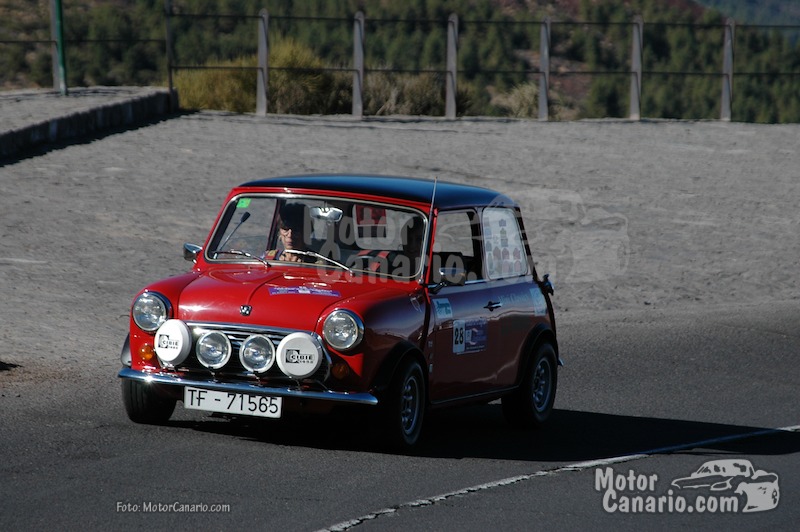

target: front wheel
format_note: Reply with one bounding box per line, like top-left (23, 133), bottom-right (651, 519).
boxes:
top-left (121, 379), bottom-right (176, 424)
top-left (502, 343), bottom-right (558, 428)
top-left (377, 358), bottom-right (426, 450)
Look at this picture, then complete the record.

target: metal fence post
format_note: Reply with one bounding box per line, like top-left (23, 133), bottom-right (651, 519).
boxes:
top-left (164, 0), bottom-right (177, 110)
top-left (721, 18), bottom-right (735, 121)
top-left (446, 14), bottom-right (458, 119)
top-left (257, 9), bottom-right (269, 116)
top-left (353, 11), bottom-right (365, 118)
top-left (50, 0), bottom-right (68, 95)
top-left (629, 15), bottom-right (643, 120)
top-left (539, 17), bottom-right (550, 121)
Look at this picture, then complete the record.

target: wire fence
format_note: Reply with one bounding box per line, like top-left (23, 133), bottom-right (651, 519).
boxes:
top-left (2, 5), bottom-right (800, 122)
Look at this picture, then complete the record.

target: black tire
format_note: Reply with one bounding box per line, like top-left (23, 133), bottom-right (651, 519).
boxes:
top-left (502, 343), bottom-right (558, 428)
top-left (121, 379), bottom-right (176, 424)
top-left (378, 358), bottom-right (426, 450)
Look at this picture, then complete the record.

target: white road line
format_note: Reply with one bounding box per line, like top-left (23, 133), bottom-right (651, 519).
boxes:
top-left (320, 424), bottom-right (800, 531)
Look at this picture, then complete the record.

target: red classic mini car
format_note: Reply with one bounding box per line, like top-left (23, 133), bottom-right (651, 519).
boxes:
top-left (119, 175), bottom-right (559, 448)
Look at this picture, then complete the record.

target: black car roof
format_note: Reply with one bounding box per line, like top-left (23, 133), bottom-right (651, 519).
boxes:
top-left (239, 174), bottom-right (516, 210)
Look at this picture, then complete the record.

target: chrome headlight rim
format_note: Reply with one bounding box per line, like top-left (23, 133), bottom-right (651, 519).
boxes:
top-left (132, 292), bottom-right (171, 333)
top-left (322, 310), bottom-right (364, 351)
top-left (239, 334), bottom-right (276, 374)
top-left (195, 331), bottom-right (232, 369)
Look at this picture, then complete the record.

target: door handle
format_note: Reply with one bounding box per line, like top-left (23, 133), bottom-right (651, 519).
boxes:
top-left (484, 301), bottom-right (502, 311)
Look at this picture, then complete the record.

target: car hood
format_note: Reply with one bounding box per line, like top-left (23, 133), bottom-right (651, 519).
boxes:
top-left (174, 267), bottom-right (407, 330)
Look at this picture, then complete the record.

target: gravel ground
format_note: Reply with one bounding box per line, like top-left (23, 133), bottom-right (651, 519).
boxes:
top-left (0, 87), bottom-right (167, 135)
top-left (1, 109), bottom-right (799, 376)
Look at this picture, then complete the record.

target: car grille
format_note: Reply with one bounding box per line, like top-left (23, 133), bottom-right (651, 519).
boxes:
top-left (174, 322), bottom-right (330, 384)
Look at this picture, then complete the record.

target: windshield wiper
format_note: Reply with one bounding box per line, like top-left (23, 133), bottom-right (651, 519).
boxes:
top-left (281, 249), bottom-right (353, 273)
top-left (213, 249), bottom-right (270, 268)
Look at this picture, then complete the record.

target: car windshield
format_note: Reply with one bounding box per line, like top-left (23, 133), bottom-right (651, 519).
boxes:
top-left (208, 195), bottom-right (427, 280)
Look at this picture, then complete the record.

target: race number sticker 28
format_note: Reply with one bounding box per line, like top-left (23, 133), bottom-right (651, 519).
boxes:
top-left (453, 319), bottom-right (487, 355)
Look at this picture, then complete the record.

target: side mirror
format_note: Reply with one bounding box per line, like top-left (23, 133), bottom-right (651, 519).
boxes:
top-left (542, 273), bottom-right (554, 295)
top-left (184, 243), bottom-right (203, 262)
top-left (428, 267), bottom-right (467, 294)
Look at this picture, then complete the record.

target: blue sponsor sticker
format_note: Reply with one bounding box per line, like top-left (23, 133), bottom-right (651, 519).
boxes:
top-left (433, 299), bottom-right (453, 319)
top-left (269, 286), bottom-right (341, 297)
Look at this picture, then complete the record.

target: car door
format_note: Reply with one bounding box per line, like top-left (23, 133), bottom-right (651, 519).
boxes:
top-left (481, 206), bottom-right (544, 388)
top-left (428, 210), bottom-right (501, 402)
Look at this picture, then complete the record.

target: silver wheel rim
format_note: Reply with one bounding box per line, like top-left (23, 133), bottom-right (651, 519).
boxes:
top-left (401, 373), bottom-right (421, 436)
top-left (532, 357), bottom-right (552, 413)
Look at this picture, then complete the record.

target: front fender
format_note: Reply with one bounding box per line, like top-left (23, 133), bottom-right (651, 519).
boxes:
top-left (369, 341), bottom-right (427, 397)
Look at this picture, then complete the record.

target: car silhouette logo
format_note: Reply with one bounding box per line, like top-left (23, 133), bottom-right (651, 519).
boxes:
top-left (671, 459), bottom-right (779, 512)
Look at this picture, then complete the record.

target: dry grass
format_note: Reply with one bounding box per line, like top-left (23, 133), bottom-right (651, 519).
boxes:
top-left (174, 39), bottom-right (351, 115)
top-left (491, 82), bottom-right (538, 118)
top-left (174, 57), bottom-right (257, 113)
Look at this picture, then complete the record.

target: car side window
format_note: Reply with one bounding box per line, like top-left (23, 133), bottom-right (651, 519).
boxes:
top-left (482, 207), bottom-right (529, 279)
top-left (433, 211), bottom-right (482, 283)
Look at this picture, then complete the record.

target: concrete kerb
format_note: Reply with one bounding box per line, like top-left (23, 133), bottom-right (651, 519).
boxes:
top-left (0, 89), bottom-right (173, 160)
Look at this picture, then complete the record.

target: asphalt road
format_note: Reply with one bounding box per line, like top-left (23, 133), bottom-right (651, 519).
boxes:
top-left (1, 111), bottom-right (798, 530)
top-left (1, 303), bottom-right (797, 530)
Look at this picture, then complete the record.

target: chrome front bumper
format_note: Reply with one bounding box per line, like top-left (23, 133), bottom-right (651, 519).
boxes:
top-left (118, 367), bottom-right (379, 406)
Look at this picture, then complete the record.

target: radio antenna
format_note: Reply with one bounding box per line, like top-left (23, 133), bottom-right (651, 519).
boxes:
top-left (428, 176), bottom-right (437, 222)
top-left (420, 177), bottom-right (437, 284)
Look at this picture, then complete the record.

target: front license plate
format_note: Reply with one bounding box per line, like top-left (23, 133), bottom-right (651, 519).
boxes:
top-left (184, 387), bottom-right (282, 418)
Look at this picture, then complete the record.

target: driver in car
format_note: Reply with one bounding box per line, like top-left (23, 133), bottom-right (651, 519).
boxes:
top-left (265, 203), bottom-right (309, 262)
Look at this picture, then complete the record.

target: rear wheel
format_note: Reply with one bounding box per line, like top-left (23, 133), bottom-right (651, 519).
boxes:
top-left (121, 379), bottom-right (176, 424)
top-left (502, 343), bottom-right (557, 428)
top-left (378, 358), bottom-right (426, 450)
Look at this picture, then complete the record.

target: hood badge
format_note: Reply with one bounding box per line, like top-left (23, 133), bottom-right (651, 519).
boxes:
top-left (240, 305), bottom-right (252, 316)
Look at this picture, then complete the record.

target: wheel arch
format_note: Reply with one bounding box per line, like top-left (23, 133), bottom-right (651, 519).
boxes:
top-left (370, 340), bottom-right (428, 401)
top-left (514, 323), bottom-right (559, 387)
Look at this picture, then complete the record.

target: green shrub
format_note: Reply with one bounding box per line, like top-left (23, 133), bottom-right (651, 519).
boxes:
top-left (364, 72), bottom-right (445, 116)
top-left (492, 82), bottom-right (539, 118)
top-left (269, 38), bottom-right (334, 114)
top-left (174, 38), bottom-right (351, 114)
top-left (173, 39), bottom-right (521, 118)
top-left (174, 57), bottom-right (256, 113)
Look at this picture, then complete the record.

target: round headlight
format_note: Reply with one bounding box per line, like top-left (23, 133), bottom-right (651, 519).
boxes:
top-left (196, 331), bottom-right (232, 369)
top-left (132, 292), bottom-right (169, 332)
top-left (322, 310), bottom-right (364, 351)
top-left (239, 335), bottom-right (276, 373)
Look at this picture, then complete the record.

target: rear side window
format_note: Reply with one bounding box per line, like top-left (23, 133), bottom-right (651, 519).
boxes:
top-left (482, 207), bottom-right (528, 279)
